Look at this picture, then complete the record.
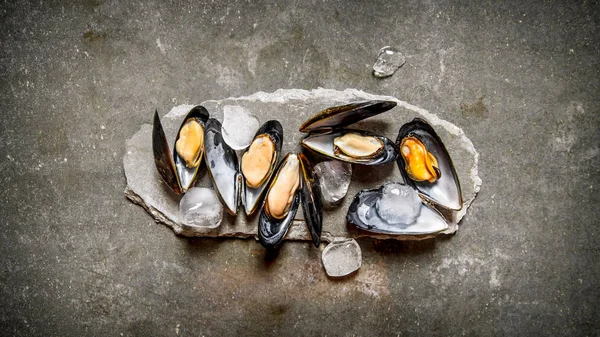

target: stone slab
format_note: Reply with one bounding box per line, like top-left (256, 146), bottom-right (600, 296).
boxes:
top-left (124, 88), bottom-right (481, 242)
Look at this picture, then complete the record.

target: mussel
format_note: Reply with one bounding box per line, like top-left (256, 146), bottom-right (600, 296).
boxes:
top-left (298, 152), bottom-right (323, 248)
top-left (396, 118), bottom-right (462, 210)
top-left (346, 118), bottom-right (463, 236)
top-left (299, 100), bottom-right (397, 133)
top-left (152, 106), bottom-right (209, 194)
top-left (346, 182), bottom-right (448, 235)
top-left (204, 118), bottom-right (241, 215)
top-left (258, 153), bottom-right (301, 247)
top-left (302, 129), bottom-right (397, 165)
top-left (258, 152), bottom-right (323, 248)
top-left (300, 100), bottom-right (398, 165)
top-left (240, 121), bottom-right (283, 216)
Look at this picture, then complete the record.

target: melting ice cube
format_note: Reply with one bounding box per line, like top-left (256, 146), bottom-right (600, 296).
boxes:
top-left (314, 160), bottom-right (352, 206)
top-left (179, 187), bottom-right (223, 228)
top-left (322, 239), bottom-right (362, 277)
top-left (221, 105), bottom-right (260, 150)
top-left (375, 183), bottom-right (422, 225)
top-left (372, 46), bottom-right (406, 78)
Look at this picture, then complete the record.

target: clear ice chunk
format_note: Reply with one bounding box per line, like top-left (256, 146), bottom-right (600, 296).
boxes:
top-left (372, 46), bottom-right (406, 78)
top-left (314, 160), bottom-right (352, 206)
top-left (322, 239), bottom-right (362, 277)
top-left (375, 183), bottom-right (422, 225)
top-left (179, 187), bottom-right (223, 228)
top-left (221, 105), bottom-right (260, 150)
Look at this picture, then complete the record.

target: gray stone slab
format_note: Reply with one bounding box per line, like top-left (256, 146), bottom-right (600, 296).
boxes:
top-left (124, 88), bottom-right (481, 242)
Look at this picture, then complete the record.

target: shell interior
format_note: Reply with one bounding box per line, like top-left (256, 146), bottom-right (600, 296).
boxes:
top-left (396, 118), bottom-right (463, 210)
top-left (152, 106), bottom-right (209, 194)
top-left (173, 106), bottom-right (210, 192)
top-left (299, 100), bottom-right (397, 133)
top-left (302, 129), bottom-right (397, 165)
top-left (258, 153), bottom-right (301, 248)
top-left (242, 121), bottom-right (284, 216)
top-left (204, 118), bottom-right (240, 215)
top-left (346, 184), bottom-right (448, 235)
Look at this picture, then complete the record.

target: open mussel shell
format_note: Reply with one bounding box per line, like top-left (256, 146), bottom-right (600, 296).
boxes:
top-left (153, 110), bottom-right (182, 194)
top-left (346, 183), bottom-right (448, 235)
top-left (152, 106), bottom-right (209, 194)
top-left (299, 152), bottom-right (323, 248)
top-left (204, 118), bottom-right (240, 215)
top-left (396, 118), bottom-right (463, 210)
top-left (301, 129), bottom-right (397, 165)
top-left (241, 120), bottom-right (284, 216)
top-left (299, 100), bottom-right (397, 133)
top-left (258, 153), bottom-right (301, 248)
top-left (173, 106), bottom-right (209, 192)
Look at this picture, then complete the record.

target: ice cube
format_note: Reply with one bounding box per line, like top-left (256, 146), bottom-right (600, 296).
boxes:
top-left (375, 183), bottom-right (422, 225)
top-left (314, 160), bottom-right (352, 206)
top-left (221, 105), bottom-right (260, 150)
top-left (372, 46), bottom-right (406, 78)
top-left (179, 187), bottom-right (223, 228)
top-left (322, 239), bottom-right (362, 277)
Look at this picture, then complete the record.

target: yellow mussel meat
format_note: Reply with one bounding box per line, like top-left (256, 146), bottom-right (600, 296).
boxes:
top-left (400, 136), bottom-right (440, 183)
top-left (175, 119), bottom-right (204, 168)
top-left (333, 133), bottom-right (384, 159)
top-left (265, 154), bottom-right (300, 219)
top-left (241, 135), bottom-right (275, 188)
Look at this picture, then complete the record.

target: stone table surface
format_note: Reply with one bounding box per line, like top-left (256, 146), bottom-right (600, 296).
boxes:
top-left (0, 1), bottom-right (598, 336)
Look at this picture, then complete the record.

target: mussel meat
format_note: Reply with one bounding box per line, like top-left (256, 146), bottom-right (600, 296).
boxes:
top-left (400, 136), bottom-right (440, 183)
top-left (302, 129), bottom-right (397, 165)
top-left (242, 135), bottom-right (275, 188)
top-left (176, 119), bottom-right (204, 168)
top-left (333, 132), bottom-right (384, 159)
top-left (152, 106), bottom-right (210, 194)
top-left (265, 154), bottom-right (300, 219)
top-left (396, 118), bottom-right (463, 211)
top-left (240, 120), bottom-right (284, 216)
top-left (299, 100), bottom-right (398, 165)
top-left (258, 153), bottom-right (301, 247)
top-left (258, 152), bottom-right (323, 248)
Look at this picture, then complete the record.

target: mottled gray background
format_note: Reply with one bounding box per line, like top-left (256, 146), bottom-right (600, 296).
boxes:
top-left (1, 0), bottom-right (598, 336)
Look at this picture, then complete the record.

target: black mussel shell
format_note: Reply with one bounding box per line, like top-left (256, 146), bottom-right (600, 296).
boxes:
top-left (204, 118), bottom-right (240, 215)
top-left (242, 120), bottom-right (284, 216)
top-left (258, 153), bottom-right (301, 248)
top-left (152, 110), bottom-right (182, 194)
top-left (299, 100), bottom-right (397, 133)
top-left (299, 152), bottom-right (323, 248)
top-left (396, 118), bottom-right (463, 210)
top-left (301, 129), bottom-right (397, 165)
top-left (173, 106), bottom-right (210, 192)
top-left (346, 183), bottom-right (448, 235)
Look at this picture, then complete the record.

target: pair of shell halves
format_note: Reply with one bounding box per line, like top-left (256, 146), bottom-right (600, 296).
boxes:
top-left (299, 100), bottom-right (398, 165)
top-left (346, 117), bottom-right (463, 236)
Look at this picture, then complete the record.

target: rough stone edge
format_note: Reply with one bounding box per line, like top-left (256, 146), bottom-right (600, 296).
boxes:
top-left (125, 88), bottom-right (481, 242)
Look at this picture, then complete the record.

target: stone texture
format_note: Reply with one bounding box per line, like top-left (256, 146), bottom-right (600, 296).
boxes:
top-left (2, 1), bottom-right (599, 336)
top-left (124, 88), bottom-right (481, 242)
